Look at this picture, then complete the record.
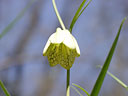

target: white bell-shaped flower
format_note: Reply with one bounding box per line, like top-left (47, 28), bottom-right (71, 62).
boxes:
top-left (43, 27), bottom-right (80, 69)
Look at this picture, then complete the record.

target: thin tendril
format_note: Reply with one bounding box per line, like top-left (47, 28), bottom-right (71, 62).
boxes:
top-left (52, 0), bottom-right (66, 30)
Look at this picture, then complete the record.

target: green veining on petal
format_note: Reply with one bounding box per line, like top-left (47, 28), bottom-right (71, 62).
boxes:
top-left (45, 42), bottom-right (78, 69)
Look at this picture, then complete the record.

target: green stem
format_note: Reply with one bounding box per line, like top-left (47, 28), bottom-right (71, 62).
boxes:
top-left (66, 69), bottom-right (70, 96)
top-left (52, 0), bottom-right (66, 30)
top-left (67, 69), bottom-right (70, 89)
top-left (0, 80), bottom-right (11, 96)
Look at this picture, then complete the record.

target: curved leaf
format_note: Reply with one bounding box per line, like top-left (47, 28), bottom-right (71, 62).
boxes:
top-left (0, 0), bottom-right (35, 39)
top-left (72, 83), bottom-right (90, 96)
top-left (0, 80), bottom-right (10, 96)
top-left (69, 0), bottom-right (92, 32)
top-left (90, 17), bottom-right (126, 96)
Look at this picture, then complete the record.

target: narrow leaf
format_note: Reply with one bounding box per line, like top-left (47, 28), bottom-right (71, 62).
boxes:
top-left (97, 65), bottom-right (128, 91)
top-left (69, 0), bottom-right (87, 32)
top-left (72, 83), bottom-right (90, 96)
top-left (0, 0), bottom-right (35, 39)
top-left (107, 71), bottom-right (128, 91)
top-left (71, 86), bottom-right (83, 96)
top-left (0, 80), bottom-right (11, 96)
top-left (77, 0), bottom-right (92, 19)
top-left (90, 17), bottom-right (126, 96)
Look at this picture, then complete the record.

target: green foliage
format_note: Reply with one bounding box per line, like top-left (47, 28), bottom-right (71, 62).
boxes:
top-left (66, 0), bottom-right (92, 95)
top-left (0, 0), bottom-right (36, 95)
top-left (0, 0), bottom-right (35, 39)
top-left (72, 83), bottom-right (90, 96)
top-left (71, 86), bottom-right (83, 96)
top-left (69, 0), bottom-right (92, 32)
top-left (90, 17), bottom-right (126, 96)
top-left (72, 17), bottom-right (126, 96)
top-left (97, 65), bottom-right (128, 91)
top-left (107, 71), bottom-right (128, 91)
top-left (0, 80), bottom-right (11, 96)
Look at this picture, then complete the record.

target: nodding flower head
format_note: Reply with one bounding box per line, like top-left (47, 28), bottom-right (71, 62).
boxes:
top-left (43, 27), bottom-right (80, 69)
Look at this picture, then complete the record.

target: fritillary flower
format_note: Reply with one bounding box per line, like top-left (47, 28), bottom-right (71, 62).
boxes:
top-left (43, 27), bottom-right (80, 69)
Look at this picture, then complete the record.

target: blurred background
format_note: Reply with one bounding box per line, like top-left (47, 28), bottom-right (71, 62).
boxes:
top-left (0, 0), bottom-right (128, 96)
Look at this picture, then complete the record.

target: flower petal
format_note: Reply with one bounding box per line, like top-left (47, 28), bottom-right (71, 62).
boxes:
top-left (43, 31), bottom-right (57, 56)
top-left (43, 39), bottom-right (51, 56)
top-left (50, 28), bottom-right (65, 44)
top-left (59, 44), bottom-right (76, 69)
top-left (47, 44), bottom-right (59, 66)
top-left (63, 30), bottom-right (76, 49)
top-left (71, 35), bottom-right (80, 57)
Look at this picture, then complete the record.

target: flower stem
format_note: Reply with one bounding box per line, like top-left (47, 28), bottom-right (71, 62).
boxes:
top-left (52, 0), bottom-right (66, 30)
top-left (66, 69), bottom-right (70, 96)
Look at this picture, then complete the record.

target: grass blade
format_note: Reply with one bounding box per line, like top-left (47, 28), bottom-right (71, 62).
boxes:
top-left (69, 0), bottom-right (87, 32)
top-left (0, 0), bottom-right (35, 39)
top-left (71, 86), bottom-right (83, 96)
top-left (72, 83), bottom-right (90, 96)
top-left (90, 17), bottom-right (126, 96)
top-left (0, 80), bottom-right (11, 96)
top-left (77, 0), bottom-right (92, 21)
top-left (97, 65), bottom-right (128, 91)
top-left (107, 71), bottom-right (128, 90)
